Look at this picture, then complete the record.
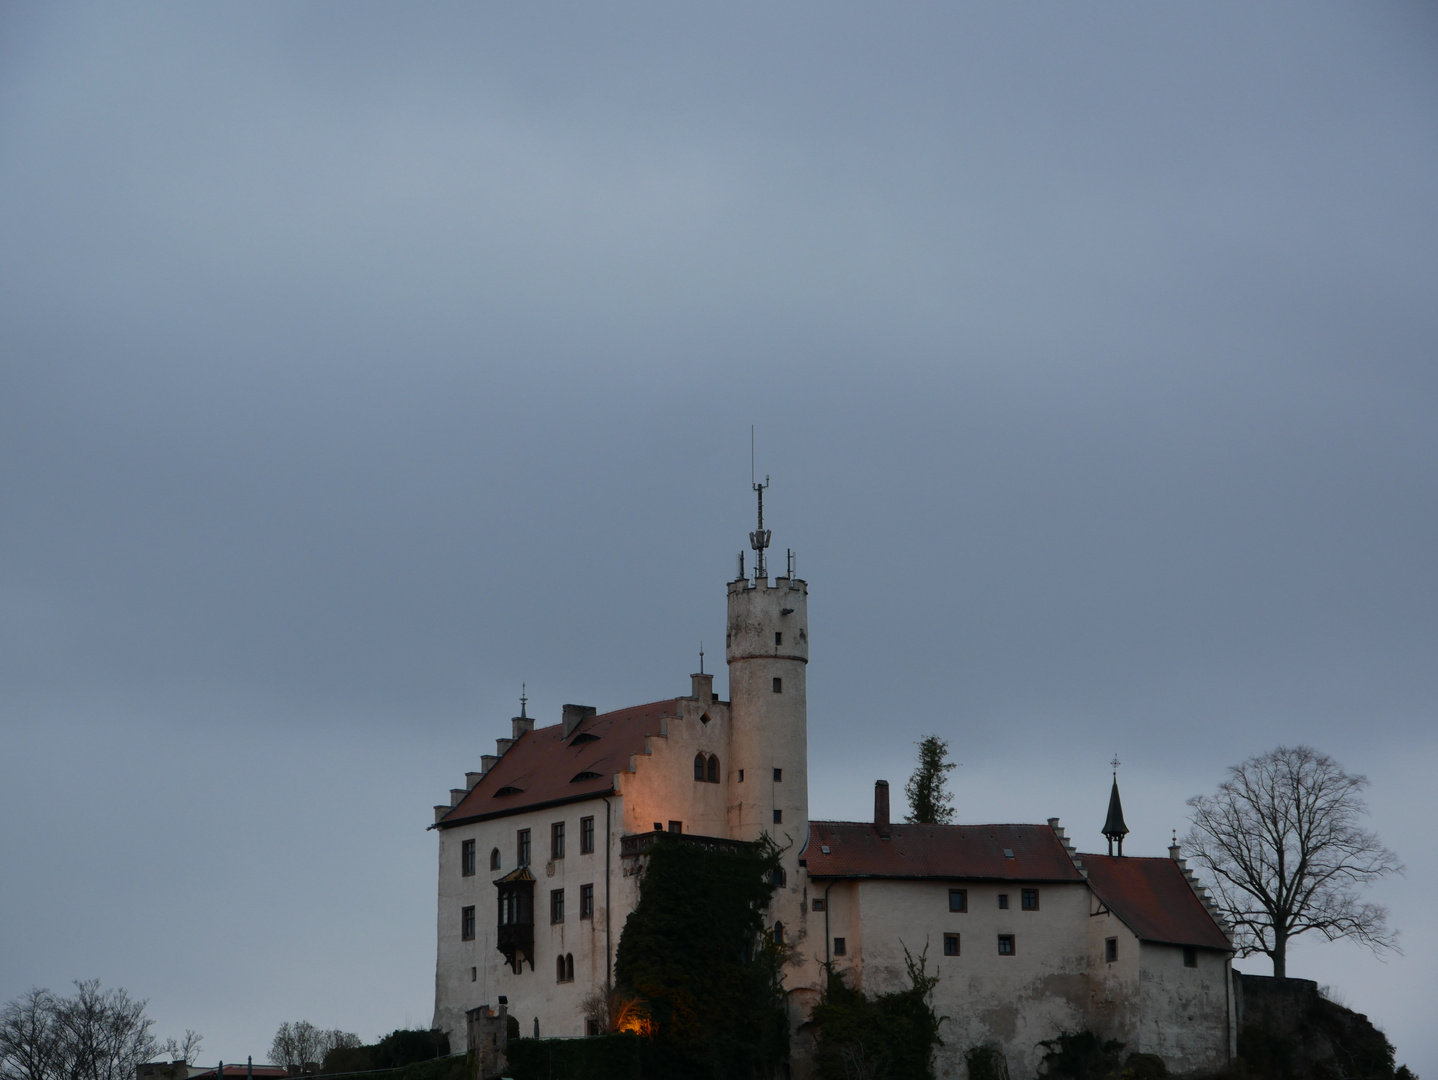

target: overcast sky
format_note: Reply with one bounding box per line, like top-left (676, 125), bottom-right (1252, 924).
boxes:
top-left (2, 2), bottom-right (1435, 1075)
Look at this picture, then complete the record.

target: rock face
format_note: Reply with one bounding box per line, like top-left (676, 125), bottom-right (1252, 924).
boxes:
top-left (1235, 974), bottom-right (1396, 1080)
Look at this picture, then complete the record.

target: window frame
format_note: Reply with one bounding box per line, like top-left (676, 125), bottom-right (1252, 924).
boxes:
top-left (948, 888), bottom-right (968, 913)
top-left (1105, 937), bottom-right (1118, 963)
top-left (998, 934), bottom-right (1016, 956)
top-left (461, 839), bottom-right (476, 877)
top-left (833, 937), bottom-right (847, 956)
top-left (550, 888), bottom-right (565, 924)
top-left (461, 905), bottom-right (476, 941)
top-left (517, 828), bottom-right (531, 867)
top-left (773, 768), bottom-right (783, 782)
top-left (772, 677), bottom-right (783, 693)
top-left (580, 883), bottom-right (594, 919)
top-left (580, 816), bottom-right (595, 854)
top-left (1183, 946), bottom-right (1198, 968)
top-left (773, 808), bottom-right (783, 824)
top-left (997, 893), bottom-right (1009, 909)
top-left (489, 847), bottom-right (501, 871)
top-left (943, 933), bottom-right (960, 957)
top-left (551, 821), bottom-right (565, 860)
top-left (1022, 888), bottom-right (1039, 911)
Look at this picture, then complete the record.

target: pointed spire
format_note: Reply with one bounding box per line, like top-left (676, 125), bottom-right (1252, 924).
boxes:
top-left (1103, 756), bottom-right (1129, 856)
top-left (519, 684), bottom-right (528, 719)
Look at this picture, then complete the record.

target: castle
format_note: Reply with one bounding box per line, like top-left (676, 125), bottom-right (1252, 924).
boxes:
top-left (430, 489), bottom-right (1236, 1079)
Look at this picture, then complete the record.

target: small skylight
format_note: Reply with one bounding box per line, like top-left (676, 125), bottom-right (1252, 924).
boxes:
top-left (821, 845), bottom-right (831, 854)
top-left (494, 786), bottom-right (523, 797)
top-left (1003, 848), bottom-right (1015, 859)
top-left (569, 732), bottom-right (600, 746)
top-left (570, 770), bottom-right (602, 783)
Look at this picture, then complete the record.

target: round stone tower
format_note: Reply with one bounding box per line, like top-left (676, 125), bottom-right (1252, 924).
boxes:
top-left (726, 481), bottom-right (809, 939)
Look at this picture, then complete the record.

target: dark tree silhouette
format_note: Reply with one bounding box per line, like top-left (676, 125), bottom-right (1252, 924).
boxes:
top-left (904, 735), bottom-right (957, 825)
top-left (1184, 745), bottom-right (1402, 978)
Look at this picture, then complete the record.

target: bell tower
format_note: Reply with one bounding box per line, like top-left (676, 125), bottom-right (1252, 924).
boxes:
top-left (726, 477), bottom-right (809, 895)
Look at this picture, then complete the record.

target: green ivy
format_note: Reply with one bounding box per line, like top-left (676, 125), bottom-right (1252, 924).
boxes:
top-left (811, 945), bottom-right (944, 1080)
top-left (612, 833), bottom-right (789, 1080)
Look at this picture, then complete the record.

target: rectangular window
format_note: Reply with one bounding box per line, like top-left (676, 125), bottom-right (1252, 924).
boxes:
top-left (470, 966), bottom-right (477, 982)
top-left (551, 821), bottom-right (565, 860)
top-left (517, 829), bottom-right (531, 866)
top-left (811, 898), bottom-right (825, 912)
top-left (773, 677), bottom-right (782, 693)
top-left (461, 906), bottom-right (476, 941)
top-left (581, 883), bottom-right (594, 919)
top-left (461, 839), bottom-right (476, 877)
top-left (1022, 888), bottom-right (1039, 911)
top-left (738, 769), bottom-right (744, 782)
top-left (773, 809), bottom-right (783, 824)
top-left (587, 1020), bottom-right (602, 1037)
top-left (998, 934), bottom-right (1015, 956)
top-left (773, 768), bottom-right (783, 782)
top-left (833, 937), bottom-right (846, 956)
top-left (997, 893), bottom-right (1009, 909)
top-left (1105, 937), bottom-right (1118, 963)
top-left (949, 888), bottom-right (968, 913)
top-left (668, 820), bottom-right (683, 833)
top-left (550, 888), bottom-right (565, 924)
top-left (1183, 947), bottom-right (1198, 968)
top-left (581, 816), bottom-right (595, 854)
top-left (943, 933), bottom-right (960, 956)
top-left (775, 632), bottom-right (783, 646)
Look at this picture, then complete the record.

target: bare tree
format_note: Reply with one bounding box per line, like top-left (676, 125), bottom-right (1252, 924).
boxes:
top-left (269, 1024), bottom-right (359, 1074)
top-left (1184, 745), bottom-right (1403, 978)
top-left (0, 989), bottom-right (64, 1080)
top-left (1, 983), bottom-right (187, 1080)
top-left (156, 1032), bottom-right (204, 1066)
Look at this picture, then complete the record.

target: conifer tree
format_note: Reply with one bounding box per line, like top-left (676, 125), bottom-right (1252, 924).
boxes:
top-left (904, 735), bottom-right (956, 824)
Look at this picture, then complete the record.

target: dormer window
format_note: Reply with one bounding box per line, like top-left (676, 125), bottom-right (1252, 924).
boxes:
top-left (570, 771), bottom-right (602, 783)
top-left (495, 786), bottom-right (523, 797)
top-left (569, 732), bottom-right (600, 746)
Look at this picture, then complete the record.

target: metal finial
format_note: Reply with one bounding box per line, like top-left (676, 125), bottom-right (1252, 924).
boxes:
top-left (1110, 754), bottom-right (1121, 777)
top-left (520, 684), bottom-right (528, 718)
top-left (699, 643), bottom-right (704, 675)
top-left (750, 475), bottom-right (771, 579)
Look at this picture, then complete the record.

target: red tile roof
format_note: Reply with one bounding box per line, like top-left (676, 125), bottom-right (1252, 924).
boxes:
top-left (1080, 854), bottom-right (1232, 951)
top-left (436, 700), bottom-right (680, 827)
top-left (802, 821), bottom-right (1085, 882)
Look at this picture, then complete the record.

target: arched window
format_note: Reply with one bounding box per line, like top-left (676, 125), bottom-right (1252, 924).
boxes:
top-left (773, 921), bottom-right (785, 945)
top-left (566, 953), bottom-right (575, 981)
top-left (489, 848), bottom-right (500, 871)
top-left (694, 753), bottom-right (706, 781)
top-left (706, 754), bottom-right (720, 783)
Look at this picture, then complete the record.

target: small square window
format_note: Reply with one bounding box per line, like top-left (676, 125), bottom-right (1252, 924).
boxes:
top-left (833, 937), bottom-right (846, 956)
top-left (461, 839), bottom-right (476, 877)
top-left (587, 1020), bottom-right (602, 1037)
top-left (948, 888), bottom-right (967, 913)
top-left (773, 677), bottom-right (783, 693)
top-left (550, 888), bottom-right (565, 924)
top-left (1105, 937), bottom-right (1118, 963)
top-left (811, 898), bottom-right (825, 912)
top-left (943, 933), bottom-right (960, 956)
top-left (773, 809), bottom-right (783, 824)
top-left (581, 816), bottom-right (595, 854)
top-left (580, 883), bottom-right (594, 919)
top-left (774, 768), bottom-right (783, 782)
top-left (668, 820), bottom-right (683, 833)
top-left (1183, 947), bottom-right (1198, 968)
top-left (1022, 888), bottom-right (1039, 911)
top-left (551, 821), bottom-right (566, 860)
top-left (998, 934), bottom-right (1015, 956)
top-left (997, 893), bottom-right (1009, 910)
top-left (461, 906), bottom-right (476, 941)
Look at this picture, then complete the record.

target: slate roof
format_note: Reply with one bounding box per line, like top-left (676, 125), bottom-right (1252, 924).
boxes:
top-left (1080, 853), bottom-right (1232, 951)
top-left (436, 699), bottom-right (680, 826)
top-left (802, 821), bottom-right (1085, 882)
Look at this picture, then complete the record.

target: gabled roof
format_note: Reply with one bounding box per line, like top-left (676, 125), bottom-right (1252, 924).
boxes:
top-left (803, 821), bottom-right (1085, 882)
top-left (436, 700), bottom-right (680, 827)
top-left (1081, 853), bottom-right (1232, 951)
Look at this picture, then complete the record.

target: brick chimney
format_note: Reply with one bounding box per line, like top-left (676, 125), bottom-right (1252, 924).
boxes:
top-left (874, 779), bottom-right (890, 827)
top-left (562, 704), bottom-right (597, 739)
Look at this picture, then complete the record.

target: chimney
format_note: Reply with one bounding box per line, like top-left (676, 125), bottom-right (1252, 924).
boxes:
top-left (512, 715), bottom-right (534, 740)
top-left (691, 672), bottom-right (714, 702)
top-left (874, 779), bottom-right (890, 827)
top-left (562, 704), bottom-right (597, 739)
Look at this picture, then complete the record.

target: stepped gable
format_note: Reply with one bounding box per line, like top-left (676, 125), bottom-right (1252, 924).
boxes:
top-left (1081, 853), bottom-right (1232, 950)
top-left (437, 699), bottom-right (679, 826)
top-left (803, 821), bottom-right (1084, 881)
